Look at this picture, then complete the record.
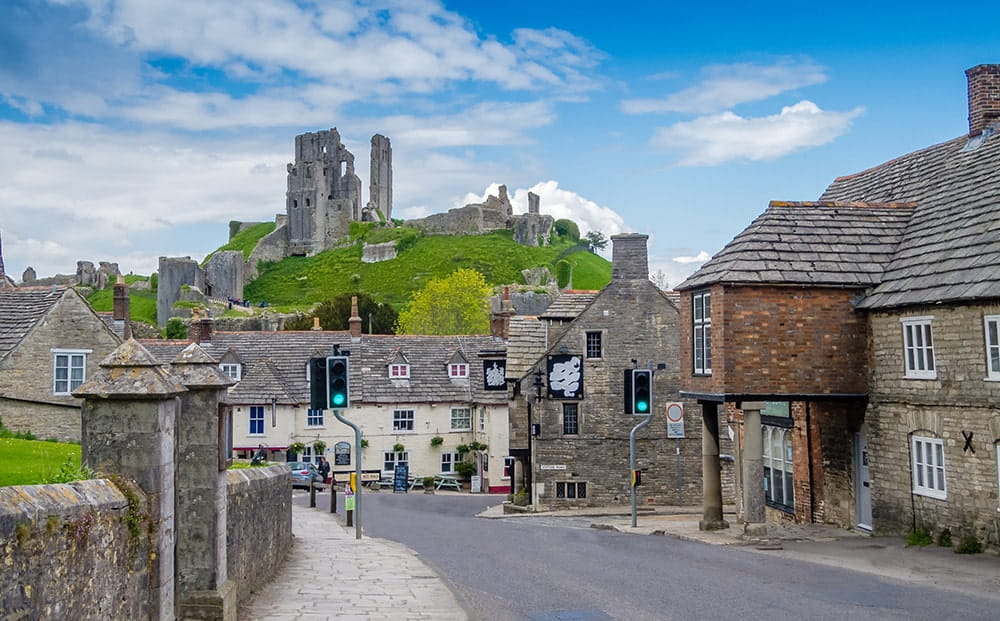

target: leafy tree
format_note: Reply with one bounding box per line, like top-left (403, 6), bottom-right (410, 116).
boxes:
top-left (553, 219), bottom-right (580, 242)
top-left (584, 231), bottom-right (608, 252)
top-left (555, 259), bottom-right (572, 289)
top-left (283, 292), bottom-right (398, 334)
top-left (396, 268), bottom-right (491, 335)
top-left (165, 317), bottom-right (187, 339)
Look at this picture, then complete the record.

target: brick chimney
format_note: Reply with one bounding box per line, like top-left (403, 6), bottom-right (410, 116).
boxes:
top-left (610, 233), bottom-right (649, 280)
top-left (491, 286), bottom-right (514, 339)
top-left (112, 275), bottom-right (132, 339)
top-left (190, 310), bottom-right (213, 344)
top-left (349, 295), bottom-right (362, 339)
top-left (967, 64), bottom-right (1000, 137)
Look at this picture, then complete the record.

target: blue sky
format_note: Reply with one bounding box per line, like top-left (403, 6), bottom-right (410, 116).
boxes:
top-left (1, 0), bottom-right (997, 287)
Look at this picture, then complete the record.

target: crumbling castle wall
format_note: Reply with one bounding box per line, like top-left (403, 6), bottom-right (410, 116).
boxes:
top-left (514, 213), bottom-right (554, 247)
top-left (246, 224), bottom-right (289, 282)
top-left (204, 250), bottom-right (244, 301)
top-left (368, 134), bottom-right (392, 222)
top-left (157, 256), bottom-right (204, 325)
top-left (362, 241), bottom-right (398, 263)
top-left (76, 261), bottom-right (120, 289)
top-left (407, 185), bottom-right (515, 236)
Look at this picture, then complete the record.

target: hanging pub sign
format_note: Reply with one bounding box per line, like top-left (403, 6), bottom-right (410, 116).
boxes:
top-left (334, 441), bottom-right (351, 466)
top-left (547, 354), bottom-right (583, 400)
top-left (483, 360), bottom-right (507, 391)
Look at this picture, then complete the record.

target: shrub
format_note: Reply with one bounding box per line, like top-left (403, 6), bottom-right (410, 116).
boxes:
top-left (512, 487), bottom-right (529, 506)
top-left (955, 534), bottom-right (984, 554)
top-left (289, 442), bottom-right (306, 456)
top-left (906, 528), bottom-right (933, 547)
top-left (937, 528), bottom-right (952, 547)
top-left (553, 219), bottom-right (580, 242)
top-left (392, 442), bottom-right (405, 453)
top-left (422, 476), bottom-right (436, 488)
top-left (43, 458), bottom-right (97, 484)
top-left (430, 436), bottom-right (444, 447)
top-left (165, 317), bottom-right (187, 339)
top-left (454, 461), bottom-right (476, 479)
top-left (312, 440), bottom-right (326, 455)
top-left (555, 260), bottom-right (571, 289)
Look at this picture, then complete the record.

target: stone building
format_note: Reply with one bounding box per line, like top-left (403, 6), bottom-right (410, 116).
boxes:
top-left (0, 286), bottom-right (122, 441)
top-left (507, 234), bottom-right (728, 509)
top-left (677, 64), bottom-right (1000, 544)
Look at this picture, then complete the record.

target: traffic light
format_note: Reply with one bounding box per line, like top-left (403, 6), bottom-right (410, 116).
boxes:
top-left (632, 370), bottom-right (652, 414)
top-left (327, 356), bottom-right (350, 408)
top-left (632, 469), bottom-right (642, 487)
top-left (309, 357), bottom-right (327, 410)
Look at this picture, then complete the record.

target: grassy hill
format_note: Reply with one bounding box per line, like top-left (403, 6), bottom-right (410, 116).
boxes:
top-left (85, 275), bottom-right (157, 325)
top-left (245, 226), bottom-right (612, 309)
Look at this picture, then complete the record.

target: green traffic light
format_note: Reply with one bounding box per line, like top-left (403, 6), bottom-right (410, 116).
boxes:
top-left (636, 401), bottom-right (649, 413)
top-left (332, 393), bottom-right (345, 406)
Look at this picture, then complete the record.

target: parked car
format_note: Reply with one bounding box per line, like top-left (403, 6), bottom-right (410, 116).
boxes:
top-left (287, 461), bottom-right (323, 488)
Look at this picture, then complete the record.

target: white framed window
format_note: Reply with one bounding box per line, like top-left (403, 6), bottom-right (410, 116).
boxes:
top-left (306, 409), bottom-right (324, 427)
top-left (585, 331), bottom-right (602, 359)
top-left (383, 451), bottom-right (408, 473)
top-left (693, 291), bottom-right (712, 375)
top-left (901, 316), bottom-right (936, 379)
top-left (503, 456), bottom-right (514, 479)
top-left (249, 406), bottom-right (264, 435)
top-left (220, 363), bottom-right (241, 381)
top-left (392, 409), bottom-right (414, 432)
top-left (912, 435), bottom-right (946, 500)
top-left (450, 407), bottom-right (472, 431)
top-left (440, 451), bottom-right (459, 473)
top-left (555, 481), bottom-right (587, 499)
top-left (985, 315), bottom-right (1000, 380)
top-left (449, 363), bottom-right (469, 378)
top-left (299, 445), bottom-right (315, 463)
top-left (562, 403), bottom-right (579, 435)
top-left (763, 425), bottom-right (794, 510)
top-left (52, 349), bottom-right (89, 394)
top-left (389, 364), bottom-right (410, 379)
top-left (479, 409), bottom-right (487, 432)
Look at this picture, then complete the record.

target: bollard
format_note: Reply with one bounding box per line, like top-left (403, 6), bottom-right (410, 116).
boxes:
top-left (330, 486), bottom-right (337, 513)
top-left (345, 490), bottom-right (355, 526)
top-left (309, 480), bottom-right (317, 508)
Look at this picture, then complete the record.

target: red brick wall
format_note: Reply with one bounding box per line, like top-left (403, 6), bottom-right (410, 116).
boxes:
top-left (680, 285), bottom-right (869, 395)
top-left (967, 64), bottom-right (1000, 136)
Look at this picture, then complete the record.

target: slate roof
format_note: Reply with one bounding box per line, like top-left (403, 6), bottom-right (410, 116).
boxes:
top-left (139, 330), bottom-right (506, 406)
top-left (0, 286), bottom-right (71, 361)
top-left (676, 202), bottom-right (914, 291)
top-left (505, 316), bottom-right (547, 381)
top-left (538, 291), bottom-right (598, 320)
top-left (96, 312), bottom-right (127, 339)
top-left (820, 130), bottom-right (1000, 308)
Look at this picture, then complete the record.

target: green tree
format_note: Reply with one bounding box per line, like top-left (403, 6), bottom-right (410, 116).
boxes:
top-left (396, 268), bottom-right (491, 335)
top-left (584, 230), bottom-right (608, 252)
top-left (283, 292), bottom-right (398, 334)
top-left (553, 219), bottom-right (580, 242)
top-left (165, 317), bottom-right (187, 339)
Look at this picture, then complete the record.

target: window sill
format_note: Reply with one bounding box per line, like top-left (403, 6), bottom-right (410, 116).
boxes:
top-left (912, 488), bottom-right (947, 501)
top-left (450, 428), bottom-right (472, 433)
top-left (305, 425), bottom-right (325, 430)
top-left (765, 501), bottom-right (795, 515)
top-left (984, 376), bottom-right (1000, 382)
top-left (903, 374), bottom-right (937, 380)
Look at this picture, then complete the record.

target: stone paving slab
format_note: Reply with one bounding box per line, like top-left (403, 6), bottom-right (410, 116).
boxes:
top-left (240, 503), bottom-right (468, 621)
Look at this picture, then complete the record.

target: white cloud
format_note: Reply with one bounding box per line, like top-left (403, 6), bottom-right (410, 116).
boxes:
top-left (673, 251), bottom-right (712, 264)
top-left (622, 59), bottom-right (827, 115)
top-left (646, 250), bottom-right (713, 290)
top-left (651, 100), bottom-right (863, 166)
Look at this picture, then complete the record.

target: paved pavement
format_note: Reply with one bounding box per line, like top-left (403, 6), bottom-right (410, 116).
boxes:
top-left (240, 500), bottom-right (469, 620)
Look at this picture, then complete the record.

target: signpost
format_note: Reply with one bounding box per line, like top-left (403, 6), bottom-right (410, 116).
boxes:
top-left (665, 402), bottom-right (685, 438)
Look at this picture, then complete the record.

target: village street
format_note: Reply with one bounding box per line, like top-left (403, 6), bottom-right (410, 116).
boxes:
top-left (292, 490), bottom-right (1000, 620)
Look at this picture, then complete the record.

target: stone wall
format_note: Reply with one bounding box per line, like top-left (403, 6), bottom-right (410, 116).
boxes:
top-left (204, 250), bottom-right (245, 301)
top-left (0, 398), bottom-right (80, 442)
top-left (246, 224), bottom-right (289, 282)
top-left (362, 241), bottom-right (398, 263)
top-left (157, 256), bottom-right (204, 325)
top-left (226, 465), bottom-right (292, 604)
top-left (867, 302), bottom-right (1000, 541)
top-left (0, 479), bottom-right (152, 620)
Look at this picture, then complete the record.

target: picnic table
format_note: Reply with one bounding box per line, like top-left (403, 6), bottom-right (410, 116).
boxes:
top-left (434, 474), bottom-right (461, 491)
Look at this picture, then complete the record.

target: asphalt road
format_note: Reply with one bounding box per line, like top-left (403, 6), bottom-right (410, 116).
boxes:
top-left (294, 490), bottom-right (999, 620)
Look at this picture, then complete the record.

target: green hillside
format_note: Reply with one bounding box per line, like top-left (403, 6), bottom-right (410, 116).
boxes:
top-left (86, 275), bottom-right (157, 325)
top-left (245, 226), bottom-right (611, 309)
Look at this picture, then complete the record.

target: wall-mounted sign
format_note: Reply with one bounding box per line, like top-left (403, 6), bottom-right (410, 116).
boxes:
top-left (540, 464), bottom-right (567, 470)
top-left (334, 441), bottom-right (351, 466)
top-left (665, 402), bottom-right (685, 438)
top-left (761, 402), bottom-right (790, 418)
top-left (547, 354), bottom-right (583, 400)
top-left (483, 360), bottom-right (507, 391)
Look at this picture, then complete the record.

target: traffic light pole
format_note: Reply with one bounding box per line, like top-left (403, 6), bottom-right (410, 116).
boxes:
top-left (629, 411), bottom-right (654, 528)
top-left (332, 408), bottom-right (362, 540)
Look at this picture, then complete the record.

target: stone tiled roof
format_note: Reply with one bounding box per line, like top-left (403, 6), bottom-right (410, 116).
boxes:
top-left (820, 131), bottom-right (1000, 308)
top-left (675, 202), bottom-right (914, 291)
top-left (139, 330), bottom-right (506, 406)
top-left (505, 316), bottom-right (547, 381)
top-left (538, 291), bottom-right (598, 320)
top-left (96, 312), bottom-right (126, 339)
top-left (0, 286), bottom-right (70, 361)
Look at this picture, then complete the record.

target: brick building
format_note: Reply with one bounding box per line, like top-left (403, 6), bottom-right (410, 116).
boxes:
top-left (0, 286), bottom-right (123, 441)
top-left (507, 234), bottom-right (732, 509)
top-left (678, 64), bottom-right (1000, 543)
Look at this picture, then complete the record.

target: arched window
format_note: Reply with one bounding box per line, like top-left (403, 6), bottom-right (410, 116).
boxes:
top-left (763, 426), bottom-right (794, 511)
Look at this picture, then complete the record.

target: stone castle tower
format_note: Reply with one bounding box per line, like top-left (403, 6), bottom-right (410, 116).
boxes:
top-left (369, 134), bottom-right (392, 221)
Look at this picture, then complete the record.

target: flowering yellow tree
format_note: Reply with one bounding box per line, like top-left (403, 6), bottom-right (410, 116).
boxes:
top-left (396, 268), bottom-right (491, 335)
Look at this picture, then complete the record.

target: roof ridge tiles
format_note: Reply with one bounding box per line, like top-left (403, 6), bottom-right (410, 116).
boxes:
top-left (768, 200), bottom-right (918, 209)
top-left (827, 135), bottom-right (965, 184)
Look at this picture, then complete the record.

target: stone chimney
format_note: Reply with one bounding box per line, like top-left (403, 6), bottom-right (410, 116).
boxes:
top-left (967, 64), bottom-right (1000, 137)
top-left (610, 233), bottom-right (649, 280)
top-left (311, 316), bottom-right (322, 331)
top-left (112, 275), bottom-right (132, 339)
top-left (349, 295), bottom-right (362, 339)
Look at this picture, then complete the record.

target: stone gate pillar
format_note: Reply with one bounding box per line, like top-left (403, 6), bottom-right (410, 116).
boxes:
top-left (699, 402), bottom-right (729, 531)
top-left (171, 343), bottom-right (237, 620)
top-left (741, 401), bottom-right (767, 536)
top-left (75, 339), bottom-right (188, 621)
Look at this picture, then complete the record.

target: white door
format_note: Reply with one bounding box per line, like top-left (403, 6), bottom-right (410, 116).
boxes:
top-left (855, 432), bottom-right (873, 531)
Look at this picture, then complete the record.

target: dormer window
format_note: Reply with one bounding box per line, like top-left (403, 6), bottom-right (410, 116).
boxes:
top-left (449, 363), bottom-right (469, 378)
top-left (390, 364), bottom-right (410, 379)
top-left (220, 363), bottom-right (241, 381)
